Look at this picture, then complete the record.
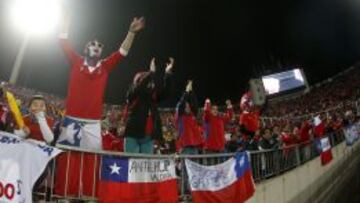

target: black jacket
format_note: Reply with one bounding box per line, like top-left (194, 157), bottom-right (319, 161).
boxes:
top-left (259, 138), bottom-right (279, 150)
top-left (124, 72), bottom-right (173, 140)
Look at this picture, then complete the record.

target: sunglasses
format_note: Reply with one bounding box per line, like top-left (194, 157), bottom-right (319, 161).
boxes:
top-left (89, 41), bottom-right (104, 48)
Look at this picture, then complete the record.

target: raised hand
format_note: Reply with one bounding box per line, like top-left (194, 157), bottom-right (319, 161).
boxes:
top-left (129, 17), bottom-right (145, 33)
top-left (150, 57), bottom-right (156, 73)
top-left (60, 6), bottom-right (71, 34)
top-left (226, 99), bottom-right (233, 108)
top-left (186, 80), bottom-right (193, 92)
top-left (165, 57), bottom-right (175, 73)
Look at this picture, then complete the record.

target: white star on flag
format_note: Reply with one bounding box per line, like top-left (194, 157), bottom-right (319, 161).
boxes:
top-left (109, 162), bottom-right (121, 175)
top-left (239, 156), bottom-right (245, 167)
top-left (58, 123), bottom-right (81, 144)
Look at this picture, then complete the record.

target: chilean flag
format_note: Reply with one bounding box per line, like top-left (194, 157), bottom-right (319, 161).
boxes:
top-left (185, 152), bottom-right (255, 203)
top-left (54, 117), bottom-right (99, 197)
top-left (97, 156), bottom-right (178, 203)
top-left (317, 137), bottom-right (333, 166)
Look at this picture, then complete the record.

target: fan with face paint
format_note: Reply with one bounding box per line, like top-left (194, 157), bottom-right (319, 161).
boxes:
top-left (84, 39), bottom-right (104, 66)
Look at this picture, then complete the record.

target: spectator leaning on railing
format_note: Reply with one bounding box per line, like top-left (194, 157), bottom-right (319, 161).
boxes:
top-left (259, 128), bottom-right (279, 150)
top-left (14, 95), bottom-right (55, 145)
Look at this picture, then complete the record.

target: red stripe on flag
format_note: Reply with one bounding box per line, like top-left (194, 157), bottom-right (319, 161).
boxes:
top-left (321, 150), bottom-right (333, 165)
top-left (97, 179), bottom-right (178, 203)
top-left (191, 170), bottom-right (255, 203)
top-left (54, 153), bottom-right (99, 197)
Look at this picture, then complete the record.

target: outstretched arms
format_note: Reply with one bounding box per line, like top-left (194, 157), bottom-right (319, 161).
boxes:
top-left (59, 7), bottom-right (145, 69)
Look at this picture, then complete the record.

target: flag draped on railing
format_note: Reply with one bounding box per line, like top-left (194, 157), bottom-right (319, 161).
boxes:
top-left (317, 137), bottom-right (333, 165)
top-left (97, 156), bottom-right (178, 203)
top-left (0, 131), bottom-right (62, 203)
top-left (185, 152), bottom-right (255, 203)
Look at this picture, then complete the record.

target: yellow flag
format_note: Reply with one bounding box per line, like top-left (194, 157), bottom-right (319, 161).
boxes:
top-left (6, 91), bottom-right (24, 129)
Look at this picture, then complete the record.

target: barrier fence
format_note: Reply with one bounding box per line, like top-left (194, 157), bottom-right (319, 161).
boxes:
top-left (32, 128), bottom-right (348, 202)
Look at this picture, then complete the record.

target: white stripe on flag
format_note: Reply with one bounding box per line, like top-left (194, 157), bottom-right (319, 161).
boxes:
top-left (185, 158), bottom-right (237, 191)
top-left (128, 158), bottom-right (177, 183)
top-left (320, 137), bottom-right (331, 152)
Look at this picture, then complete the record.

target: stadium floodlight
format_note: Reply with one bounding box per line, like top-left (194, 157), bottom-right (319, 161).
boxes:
top-left (9, 0), bottom-right (61, 84)
top-left (10, 0), bottom-right (61, 35)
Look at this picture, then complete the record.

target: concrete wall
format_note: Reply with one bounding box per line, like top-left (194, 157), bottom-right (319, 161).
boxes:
top-left (247, 141), bottom-right (360, 203)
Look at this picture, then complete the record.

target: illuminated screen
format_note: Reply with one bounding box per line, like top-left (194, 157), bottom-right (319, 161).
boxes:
top-left (262, 69), bottom-right (306, 95)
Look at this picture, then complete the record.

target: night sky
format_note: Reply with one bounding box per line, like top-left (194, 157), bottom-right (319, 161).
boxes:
top-left (1, 0), bottom-right (360, 106)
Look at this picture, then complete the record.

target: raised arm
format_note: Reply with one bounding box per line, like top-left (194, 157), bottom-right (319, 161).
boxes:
top-left (222, 99), bottom-right (234, 123)
top-left (156, 57), bottom-right (175, 102)
top-left (120, 17), bottom-right (145, 56)
top-left (176, 93), bottom-right (187, 117)
top-left (58, 10), bottom-right (80, 64)
top-left (187, 81), bottom-right (199, 115)
top-left (127, 72), bottom-right (153, 103)
top-left (176, 80), bottom-right (194, 116)
top-left (102, 17), bottom-right (145, 72)
top-left (203, 99), bottom-right (212, 122)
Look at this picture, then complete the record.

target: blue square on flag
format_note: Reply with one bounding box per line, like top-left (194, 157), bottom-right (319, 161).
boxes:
top-left (235, 152), bottom-right (250, 178)
top-left (101, 156), bottom-right (128, 183)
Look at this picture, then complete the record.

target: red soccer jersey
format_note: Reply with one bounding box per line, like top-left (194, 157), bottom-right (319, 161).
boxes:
top-left (60, 38), bottom-right (124, 120)
top-left (23, 115), bottom-right (54, 142)
top-left (281, 132), bottom-right (294, 146)
top-left (299, 121), bottom-right (311, 144)
top-left (239, 111), bottom-right (260, 133)
top-left (102, 132), bottom-right (124, 152)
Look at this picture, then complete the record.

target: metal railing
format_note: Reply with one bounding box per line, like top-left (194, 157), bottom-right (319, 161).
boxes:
top-left (31, 128), bottom-right (347, 202)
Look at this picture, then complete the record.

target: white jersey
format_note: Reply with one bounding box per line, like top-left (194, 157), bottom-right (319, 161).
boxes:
top-left (0, 131), bottom-right (62, 203)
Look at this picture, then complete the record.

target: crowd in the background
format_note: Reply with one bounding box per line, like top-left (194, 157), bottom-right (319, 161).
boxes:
top-left (263, 67), bottom-right (360, 118)
top-left (2, 82), bottom-right (64, 119)
top-left (0, 66), bottom-right (359, 154)
top-left (100, 67), bottom-right (360, 154)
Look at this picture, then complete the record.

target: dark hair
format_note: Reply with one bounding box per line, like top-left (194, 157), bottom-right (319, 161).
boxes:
top-left (28, 95), bottom-right (46, 108)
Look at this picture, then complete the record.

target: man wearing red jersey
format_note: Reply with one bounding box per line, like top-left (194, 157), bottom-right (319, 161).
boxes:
top-left (54, 11), bottom-right (145, 197)
top-left (57, 11), bottom-right (145, 149)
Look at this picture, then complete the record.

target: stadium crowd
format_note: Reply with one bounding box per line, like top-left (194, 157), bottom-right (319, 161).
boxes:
top-left (0, 66), bottom-right (359, 154)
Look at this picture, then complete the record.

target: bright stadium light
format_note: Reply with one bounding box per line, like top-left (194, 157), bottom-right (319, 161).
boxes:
top-left (9, 0), bottom-right (62, 84)
top-left (10, 0), bottom-right (61, 35)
